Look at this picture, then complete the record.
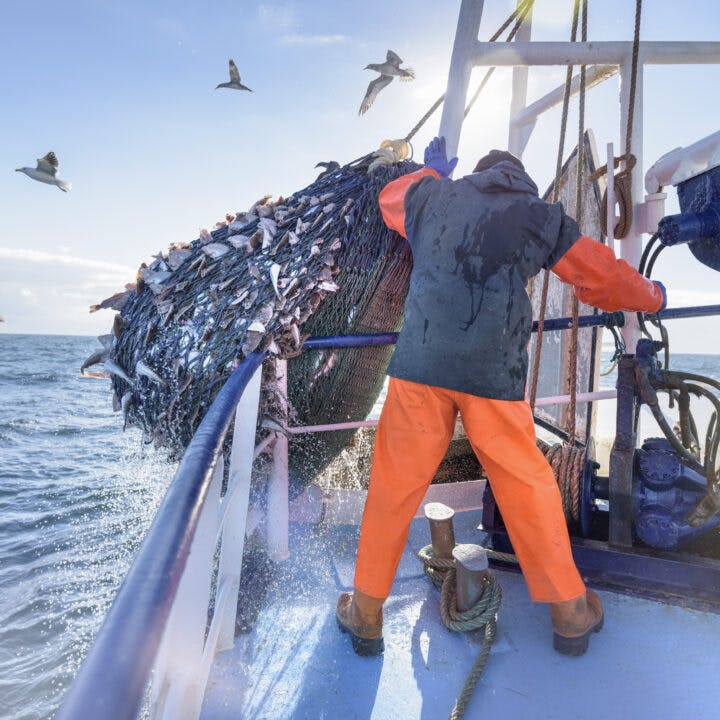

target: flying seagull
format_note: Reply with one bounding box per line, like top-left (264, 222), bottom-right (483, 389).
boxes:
top-left (359, 50), bottom-right (415, 115)
top-left (15, 152), bottom-right (71, 192)
top-left (216, 59), bottom-right (252, 92)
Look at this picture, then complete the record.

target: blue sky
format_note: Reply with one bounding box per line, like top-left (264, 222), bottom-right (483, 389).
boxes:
top-left (1, 0), bottom-right (720, 351)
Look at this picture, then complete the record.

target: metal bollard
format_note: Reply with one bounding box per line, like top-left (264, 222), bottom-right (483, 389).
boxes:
top-left (452, 544), bottom-right (489, 612)
top-left (424, 502), bottom-right (456, 559)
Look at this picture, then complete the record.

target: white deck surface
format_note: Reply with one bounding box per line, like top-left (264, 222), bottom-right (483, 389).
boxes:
top-left (201, 510), bottom-right (720, 720)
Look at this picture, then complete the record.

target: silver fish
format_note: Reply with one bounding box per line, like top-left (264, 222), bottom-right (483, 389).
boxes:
top-left (270, 263), bottom-right (282, 299)
top-left (259, 218), bottom-right (277, 249)
top-left (248, 263), bottom-right (263, 282)
top-left (168, 248), bottom-right (192, 270)
top-left (242, 331), bottom-right (264, 355)
top-left (289, 322), bottom-right (301, 348)
top-left (140, 268), bottom-right (174, 285)
top-left (81, 348), bottom-right (108, 375)
top-left (136, 360), bottom-right (166, 385)
top-left (254, 302), bottom-right (274, 325)
top-left (261, 415), bottom-right (290, 436)
top-left (97, 334), bottom-right (114, 350)
top-left (121, 392), bottom-right (134, 430)
top-left (202, 242), bottom-right (230, 259)
top-left (90, 290), bottom-right (131, 313)
top-left (104, 358), bottom-right (134, 385)
top-left (227, 234), bottom-right (251, 249)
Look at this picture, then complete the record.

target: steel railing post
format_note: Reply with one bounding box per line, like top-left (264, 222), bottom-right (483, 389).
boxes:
top-left (151, 459), bottom-right (223, 720)
top-left (266, 358), bottom-right (290, 562)
top-left (216, 364), bottom-right (263, 651)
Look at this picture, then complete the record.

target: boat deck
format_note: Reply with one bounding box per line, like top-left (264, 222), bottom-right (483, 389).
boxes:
top-left (201, 509), bottom-right (720, 720)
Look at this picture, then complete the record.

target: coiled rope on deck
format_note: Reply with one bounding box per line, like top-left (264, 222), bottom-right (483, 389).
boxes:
top-left (417, 546), bottom-right (503, 720)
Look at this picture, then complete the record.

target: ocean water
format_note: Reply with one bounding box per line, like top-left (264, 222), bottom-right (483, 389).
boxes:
top-left (0, 335), bottom-right (174, 720)
top-left (0, 333), bottom-right (719, 720)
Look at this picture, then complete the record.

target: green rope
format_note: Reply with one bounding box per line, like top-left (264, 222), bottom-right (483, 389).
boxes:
top-left (418, 545), bottom-right (504, 720)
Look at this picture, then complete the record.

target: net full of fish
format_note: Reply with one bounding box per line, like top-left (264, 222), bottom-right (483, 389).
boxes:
top-left (85, 157), bottom-right (421, 487)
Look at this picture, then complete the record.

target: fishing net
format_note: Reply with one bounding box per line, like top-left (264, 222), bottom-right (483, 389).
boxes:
top-left (88, 156), bottom-right (421, 487)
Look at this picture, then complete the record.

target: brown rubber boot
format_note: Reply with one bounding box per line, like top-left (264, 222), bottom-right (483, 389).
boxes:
top-left (550, 588), bottom-right (604, 657)
top-left (336, 590), bottom-right (385, 656)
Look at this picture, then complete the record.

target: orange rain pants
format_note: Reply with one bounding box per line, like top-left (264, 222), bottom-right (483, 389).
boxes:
top-left (354, 377), bottom-right (586, 604)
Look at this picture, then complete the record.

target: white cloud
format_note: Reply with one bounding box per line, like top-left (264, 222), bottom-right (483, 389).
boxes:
top-left (0, 247), bottom-right (134, 276)
top-left (257, 3), bottom-right (295, 31)
top-left (279, 33), bottom-right (348, 46)
top-left (19, 288), bottom-right (35, 299)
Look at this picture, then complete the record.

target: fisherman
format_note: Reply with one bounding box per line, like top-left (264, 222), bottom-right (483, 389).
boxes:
top-left (336, 136), bottom-right (666, 657)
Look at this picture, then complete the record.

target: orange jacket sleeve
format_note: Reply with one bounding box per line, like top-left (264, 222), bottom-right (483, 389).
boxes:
top-left (552, 235), bottom-right (664, 313)
top-left (378, 168), bottom-right (440, 238)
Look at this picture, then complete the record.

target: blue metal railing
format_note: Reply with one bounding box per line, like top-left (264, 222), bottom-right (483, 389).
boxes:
top-left (56, 351), bottom-right (266, 720)
top-left (55, 303), bottom-right (720, 719)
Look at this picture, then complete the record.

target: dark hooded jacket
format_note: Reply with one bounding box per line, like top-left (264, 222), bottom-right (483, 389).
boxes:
top-left (385, 161), bottom-right (580, 400)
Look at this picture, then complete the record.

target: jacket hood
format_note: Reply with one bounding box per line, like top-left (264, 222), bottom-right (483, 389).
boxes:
top-left (464, 160), bottom-right (539, 196)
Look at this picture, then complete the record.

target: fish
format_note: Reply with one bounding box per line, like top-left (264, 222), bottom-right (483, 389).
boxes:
top-left (282, 277), bottom-right (301, 299)
top-left (227, 234), bottom-right (251, 249)
top-left (136, 360), bottom-right (166, 385)
top-left (90, 290), bottom-right (131, 313)
top-left (261, 415), bottom-right (290, 436)
top-left (121, 392), bottom-right (134, 430)
top-left (202, 242), bottom-right (230, 259)
top-left (104, 358), bottom-right (134, 385)
top-left (270, 263), bottom-right (282, 299)
top-left (97, 334), bottom-right (114, 350)
top-left (242, 331), bottom-right (264, 355)
top-left (259, 218), bottom-right (278, 249)
top-left (248, 263), bottom-right (263, 282)
top-left (289, 322), bottom-right (301, 348)
top-left (81, 348), bottom-right (108, 375)
top-left (168, 248), bottom-right (193, 270)
top-left (140, 269), bottom-right (174, 285)
top-left (271, 231), bottom-right (290, 255)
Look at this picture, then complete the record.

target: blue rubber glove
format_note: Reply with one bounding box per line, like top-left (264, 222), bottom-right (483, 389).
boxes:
top-left (654, 281), bottom-right (667, 311)
top-left (423, 136), bottom-right (458, 178)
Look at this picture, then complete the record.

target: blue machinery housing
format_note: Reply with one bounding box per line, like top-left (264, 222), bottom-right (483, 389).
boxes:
top-left (56, 303), bottom-right (720, 719)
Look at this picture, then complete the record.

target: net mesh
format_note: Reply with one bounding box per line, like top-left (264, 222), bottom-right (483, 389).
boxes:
top-left (89, 157), bottom-right (420, 486)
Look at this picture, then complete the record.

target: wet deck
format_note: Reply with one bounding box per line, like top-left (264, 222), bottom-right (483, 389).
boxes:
top-left (200, 510), bottom-right (720, 720)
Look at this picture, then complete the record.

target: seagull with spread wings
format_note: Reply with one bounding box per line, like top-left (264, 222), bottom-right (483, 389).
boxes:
top-left (216, 59), bottom-right (253, 92)
top-left (359, 50), bottom-right (415, 115)
top-left (15, 152), bottom-right (71, 192)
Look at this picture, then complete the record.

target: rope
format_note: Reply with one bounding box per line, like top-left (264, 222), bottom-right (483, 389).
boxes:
top-left (538, 438), bottom-right (585, 527)
top-left (566, 0), bottom-right (588, 443)
top-left (529, 0), bottom-right (580, 410)
top-left (592, 0), bottom-right (642, 239)
top-left (417, 546), bottom-right (503, 720)
top-left (404, 0), bottom-right (535, 142)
